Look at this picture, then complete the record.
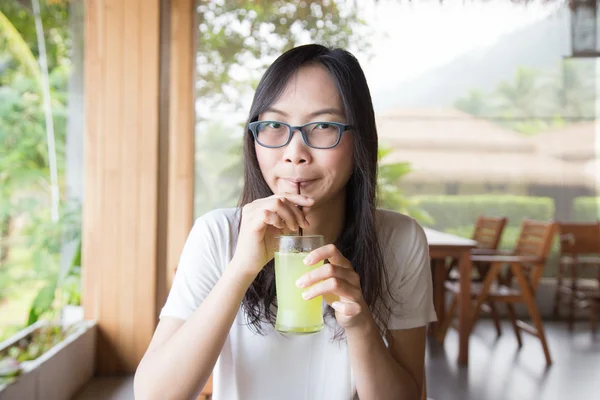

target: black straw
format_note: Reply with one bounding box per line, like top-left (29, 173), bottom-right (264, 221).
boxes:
top-left (297, 183), bottom-right (303, 236)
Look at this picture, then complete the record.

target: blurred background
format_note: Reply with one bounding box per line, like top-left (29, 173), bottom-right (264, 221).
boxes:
top-left (1, 0), bottom-right (599, 399)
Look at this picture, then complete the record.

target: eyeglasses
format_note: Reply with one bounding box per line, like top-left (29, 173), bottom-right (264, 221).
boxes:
top-left (248, 120), bottom-right (353, 149)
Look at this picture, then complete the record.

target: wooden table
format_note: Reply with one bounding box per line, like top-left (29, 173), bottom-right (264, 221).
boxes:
top-left (424, 228), bottom-right (477, 366)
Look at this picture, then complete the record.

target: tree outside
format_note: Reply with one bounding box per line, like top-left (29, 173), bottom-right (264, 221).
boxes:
top-left (0, 0), bottom-right (77, 341)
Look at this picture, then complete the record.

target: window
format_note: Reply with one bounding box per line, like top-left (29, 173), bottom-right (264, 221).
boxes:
top-left (0, 0), bottom-right (83, 341)
top-left (193, 0), bottom-right (595, 274)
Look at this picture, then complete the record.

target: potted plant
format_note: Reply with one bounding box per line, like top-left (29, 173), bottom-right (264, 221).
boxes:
top-left (0, 203), bottom-right (95, 399)
top-left (0, 320), bottom-right (96, 400)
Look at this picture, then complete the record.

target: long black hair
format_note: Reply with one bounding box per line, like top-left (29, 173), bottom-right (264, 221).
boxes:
top-left (238, 44), bottom-right (390, 338)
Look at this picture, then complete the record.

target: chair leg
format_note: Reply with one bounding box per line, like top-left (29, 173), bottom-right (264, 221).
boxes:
top-left (437, 295), bottom-right (458, 345)
top-left (569, 264), bottom-right (577, 332)
top-left (488, 302), bottom-right (502, 337)
top-left (470, 297), bottom-right (485, 335)
top-left (553, 262), bottom-right (563, 318)
top-left (511, 262), bottom-right (552, 366)
top-left (525, 297), bottom-right (552, 366)
top-left (506, 303), bottom-right (522, 348)
top-left (470, 262), bottom-right (503, 335)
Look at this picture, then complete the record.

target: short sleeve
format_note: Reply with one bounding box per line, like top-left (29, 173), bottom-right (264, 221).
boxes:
top-left (386, 218), bottom-right (437, 330)
top-left (159, 214), bottom-right (224, 321)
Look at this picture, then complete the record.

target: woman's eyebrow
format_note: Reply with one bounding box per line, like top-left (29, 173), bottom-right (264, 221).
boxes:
top-left (262, 107), bottom-right (344, 119)
top-left (263, 107), bottom-right (289, 117)
top-left (307, 108), bottom-right (344, 119)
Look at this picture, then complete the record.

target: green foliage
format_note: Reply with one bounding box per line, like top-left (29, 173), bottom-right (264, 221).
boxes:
top-left (573, 197), bottom-right (600, 221)
top-left (27, 283), bottom-right (57, 326)
top-left (0, 323), bottom-right (79, 385)
top-left (196, 0), bottom-right (371, 114)
top-left (494, 67), bottom-right (551, 118)
top-left (24, 201), bottom-right (82, 325)
top-left (377, 145), bottom-right (432, 224)
top-left (0, 325), bottom-right (77, 363)
top-left (0, 10), bottom-right (41, 86)
top-left (195, 121), bottom-right (244, 216)
top-left (454, 60), bottom-right (595, 135)
top-left (413, 195), bottom-right (555, 230)
top-left (0, 1), bottom-right (69, 78)
top-left (453, 88), bottom-right (489, 116)
top-left (0, 0), bottom-right (75, 328)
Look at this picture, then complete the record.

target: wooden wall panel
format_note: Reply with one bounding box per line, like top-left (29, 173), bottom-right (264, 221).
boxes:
top-left (166, 0), bottom-right (196, 293)
top-left (83, 0), bottom-right (160, 374)
top-left (155, 0), bottom-right (196, 315)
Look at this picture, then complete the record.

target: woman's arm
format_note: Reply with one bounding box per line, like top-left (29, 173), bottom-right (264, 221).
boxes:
top-left (135, 193), bottom-right (313, 399)
top-left (133, 264), bottom-right (254, 400)
top-left (298, 244), bottom-right (426, 400)
top-left (346, 319), bottom-right (425, 400)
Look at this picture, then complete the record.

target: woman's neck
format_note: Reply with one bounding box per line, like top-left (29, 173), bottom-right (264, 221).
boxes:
top-left (303, 189), bottom-right (346, 245)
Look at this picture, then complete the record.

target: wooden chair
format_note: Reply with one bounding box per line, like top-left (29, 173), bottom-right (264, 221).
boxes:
top-left (447, 216), bottom-right (508, 279)
top-left (438, 219), bottom-right (557, 366)
top-left (553, 222), bottom-right (600, 332)
top-left (442, 216), bottom-right (508, 336)
top-left (472, 216), bottom-right (509, 250)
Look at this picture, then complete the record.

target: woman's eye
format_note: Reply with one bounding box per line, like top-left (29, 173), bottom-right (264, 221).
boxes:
top-left (268, 122), bottom-right (282, 129)
top-left (315, 123), bottom-right (331, 129)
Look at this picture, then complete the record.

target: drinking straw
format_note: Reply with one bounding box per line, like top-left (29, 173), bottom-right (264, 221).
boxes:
top-left (297, 183), bottom-right (303, 236)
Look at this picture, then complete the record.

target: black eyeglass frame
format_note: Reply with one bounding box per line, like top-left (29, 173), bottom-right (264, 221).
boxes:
top-left (248, 120), bottom-right (353, 149)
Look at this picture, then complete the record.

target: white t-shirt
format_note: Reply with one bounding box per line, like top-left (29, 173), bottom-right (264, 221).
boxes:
top-left (160, 208), bottom-right (437, 400)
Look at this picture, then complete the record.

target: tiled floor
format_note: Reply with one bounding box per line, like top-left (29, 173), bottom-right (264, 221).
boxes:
top-left (426, 320), bottom-right (600, 400)
top-left (73, 321), bottom-right (600, 400)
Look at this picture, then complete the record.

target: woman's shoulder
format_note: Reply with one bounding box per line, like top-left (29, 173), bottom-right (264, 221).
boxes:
top-left (375, 209), bottom-right (424, 237)
top-left (191, 208), bottom-right (241, 243)
top-left (375, 209), bottom-right (428, 254)
top-left (195, 207), bottom-right (240, 227)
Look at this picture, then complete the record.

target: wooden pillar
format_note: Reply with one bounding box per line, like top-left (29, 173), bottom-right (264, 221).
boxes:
top-left (83, 0), bottom-right (195, 375)
top-left (160, 0), bottom-right (196, 309)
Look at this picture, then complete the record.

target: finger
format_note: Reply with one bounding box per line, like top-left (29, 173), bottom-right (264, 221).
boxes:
top-left (258, 209), bottom-right (285, 231)
top-left (296, 263), bottom-right (358, 288)
top-left (275, 196), bottom-right (309, 229)
top-left (304, 244), bottom-right (351, 269)
top-left (273, 193), bottom-right (315, 208)
top-left (266, 198), bottom-right (301, 232)
top-left (302, 277), bottom-right (362, 302)
top-left (331, 300), bottom-right (362, 317)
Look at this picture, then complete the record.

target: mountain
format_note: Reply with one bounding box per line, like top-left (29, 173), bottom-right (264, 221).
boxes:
top-left (372, 6), bottom-right (571, 112)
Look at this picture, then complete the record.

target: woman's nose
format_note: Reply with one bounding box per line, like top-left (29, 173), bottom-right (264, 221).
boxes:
top-left (283, 129), bottom-right (311, 164)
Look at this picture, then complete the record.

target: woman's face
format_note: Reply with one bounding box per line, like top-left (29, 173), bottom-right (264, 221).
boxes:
top-left (255, 64), bottom-right (354, 207)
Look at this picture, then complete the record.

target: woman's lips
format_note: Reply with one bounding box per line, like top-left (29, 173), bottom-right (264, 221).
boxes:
top-left (283, 178), bottom-right (317, 189)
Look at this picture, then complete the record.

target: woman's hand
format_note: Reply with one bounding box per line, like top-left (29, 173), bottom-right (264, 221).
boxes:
top-left (296, 244), bottom-right (370, 330)
top-left (231, 194), bottom-right (314, 279)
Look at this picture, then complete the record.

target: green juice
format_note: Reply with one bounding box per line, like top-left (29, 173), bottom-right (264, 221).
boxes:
top-left (274, 252), bottom-right (324, 334)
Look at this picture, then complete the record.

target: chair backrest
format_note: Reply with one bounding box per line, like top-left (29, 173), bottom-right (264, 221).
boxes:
top-left (557, 221), bottom-right (600, 255)
top-left (472, 216), bottom-right (508, 250)
top-left (513, 219), bottom-right (557, 291)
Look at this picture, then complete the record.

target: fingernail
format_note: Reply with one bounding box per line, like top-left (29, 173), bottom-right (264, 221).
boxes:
top-left (302, 291), bottom-right (310, 300)
top-left (331, 301), bottom-right (342, 311)
top-left (296, 277), bottom-right (307, 288)
top-left (303, 256), bottom-right (312, 265)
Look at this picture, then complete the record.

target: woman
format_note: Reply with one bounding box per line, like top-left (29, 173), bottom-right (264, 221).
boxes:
top-left (134, 44), bottom-right (436, 400)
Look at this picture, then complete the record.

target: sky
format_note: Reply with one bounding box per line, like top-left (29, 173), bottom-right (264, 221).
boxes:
top-left (356, 0), bottom-right (563, 94)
